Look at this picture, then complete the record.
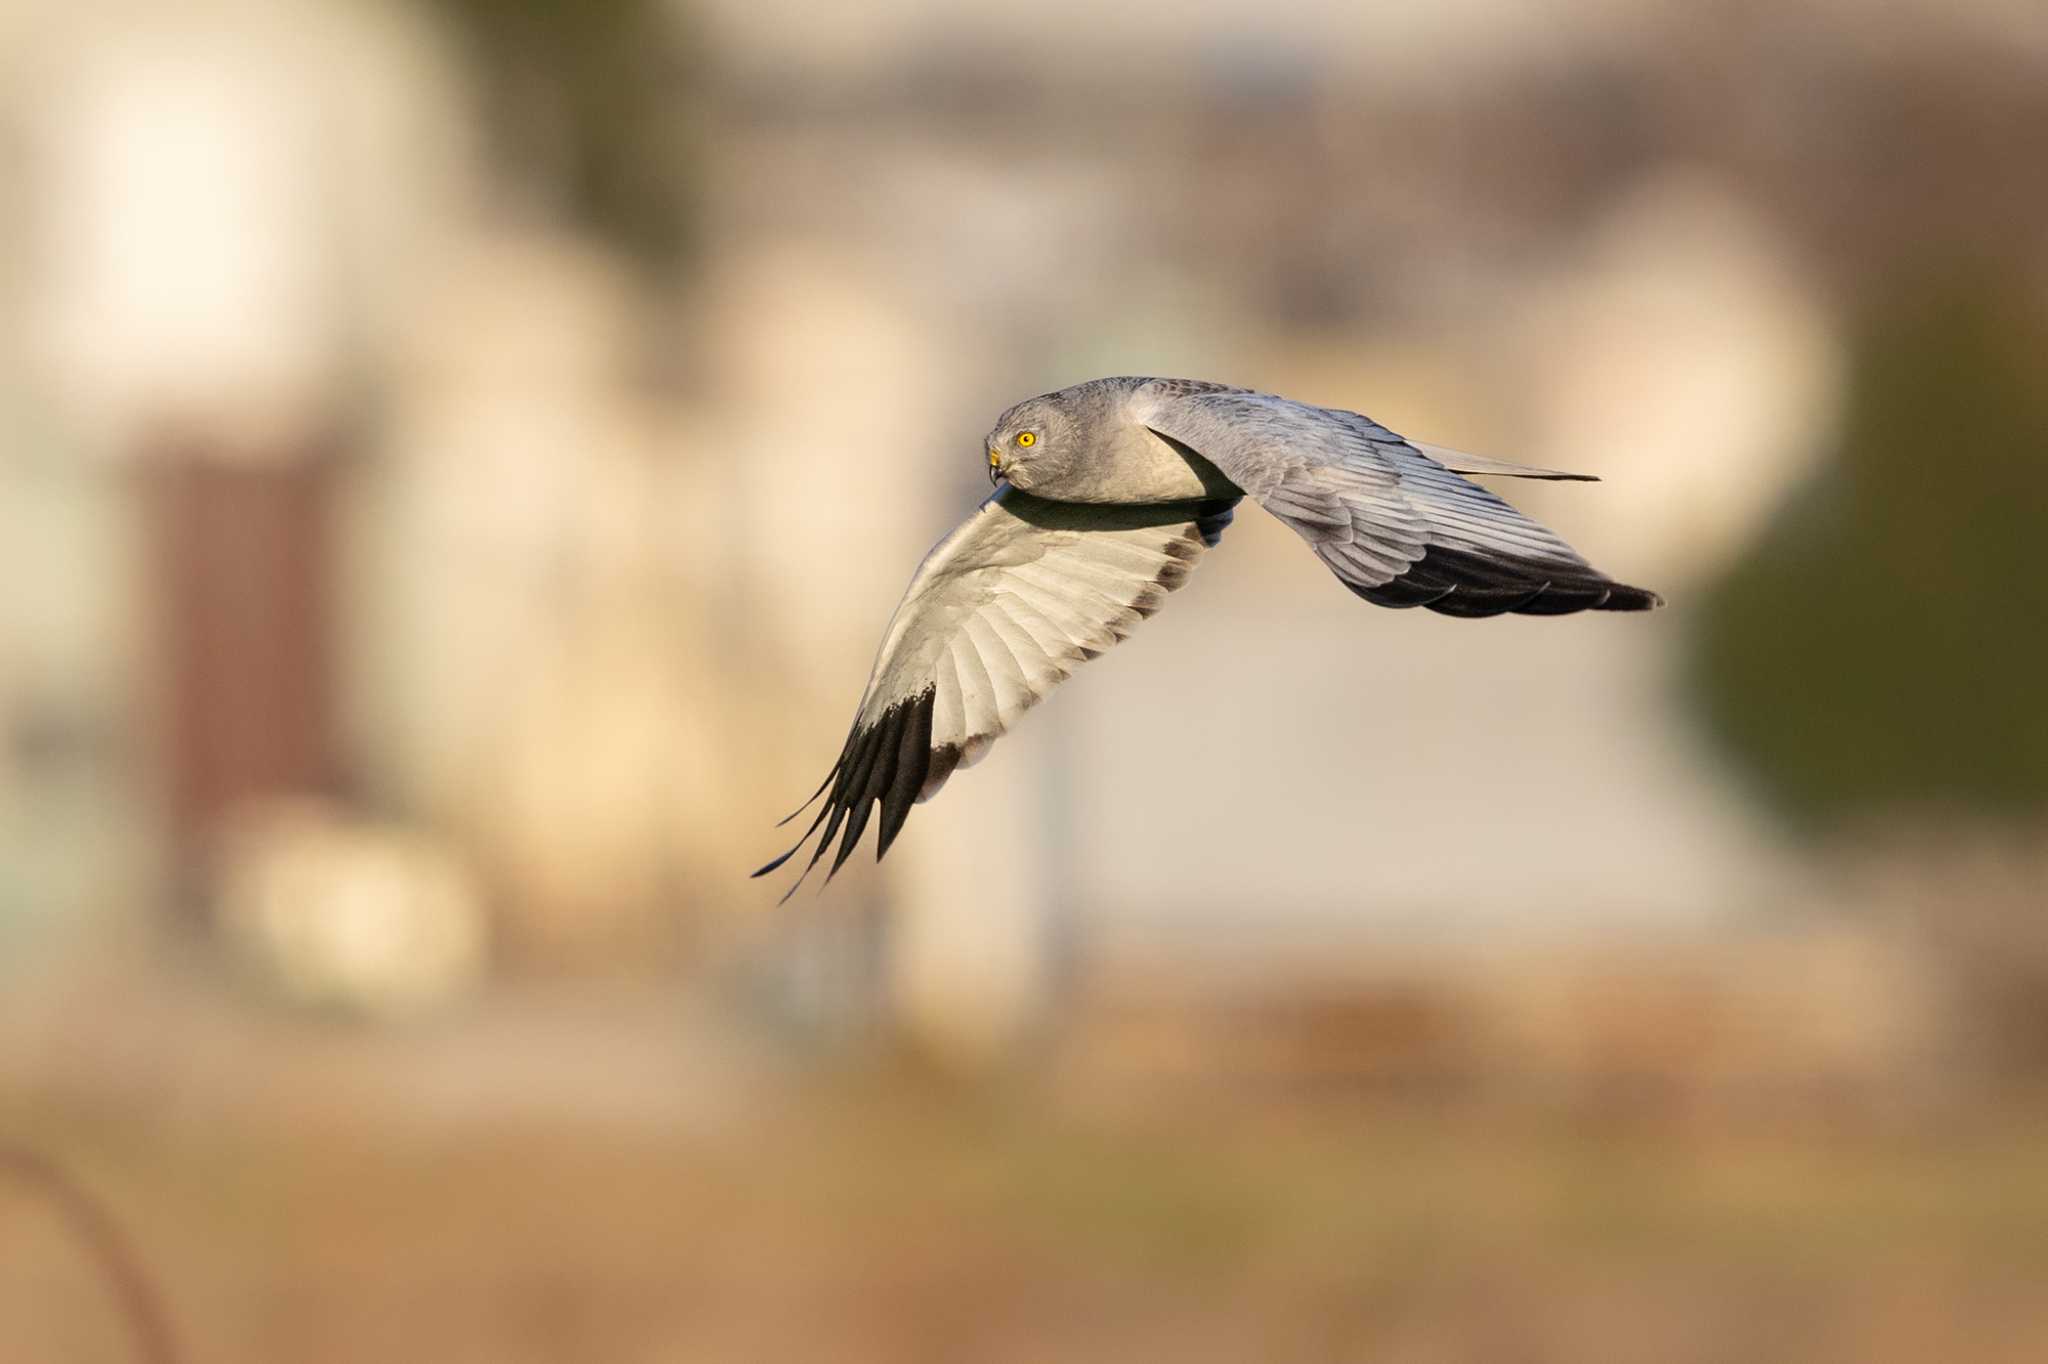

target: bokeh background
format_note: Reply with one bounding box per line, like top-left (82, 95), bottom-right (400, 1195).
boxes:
top-left (3, 0), bottom-right (2046, 1359)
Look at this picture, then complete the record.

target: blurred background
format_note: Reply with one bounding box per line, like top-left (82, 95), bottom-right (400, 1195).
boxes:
top-left (2, 0), bottom-right (2046, 1358)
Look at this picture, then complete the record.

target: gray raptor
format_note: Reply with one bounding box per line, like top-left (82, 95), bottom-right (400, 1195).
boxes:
top-left (757, 376), bottom-right (1660, 895)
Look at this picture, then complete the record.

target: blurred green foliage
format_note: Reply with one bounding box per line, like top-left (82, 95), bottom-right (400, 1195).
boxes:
top-left (423, 0), bottom-right (701, 272)
top-left (1688, 276), bottom-right (2048, 829)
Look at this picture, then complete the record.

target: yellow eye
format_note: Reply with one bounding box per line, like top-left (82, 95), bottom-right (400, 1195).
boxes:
top-left (1016, 431), bottom-right (1036, 447)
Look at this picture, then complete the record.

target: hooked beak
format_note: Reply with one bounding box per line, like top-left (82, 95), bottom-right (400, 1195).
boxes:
top-left (987, 448), bottom-right (1002, 485)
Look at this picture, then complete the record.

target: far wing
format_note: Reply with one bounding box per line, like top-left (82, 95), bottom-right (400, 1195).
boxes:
top-left (755, 482), bottom-right (1237, 896)
top-left (1134, 382), bottom-right (1658, 618)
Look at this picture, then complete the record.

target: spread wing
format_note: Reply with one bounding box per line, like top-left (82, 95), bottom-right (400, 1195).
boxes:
top-left (1134, 380), bottom-right (1660, 618)
top-left (755, 482), bottom-right (1237, 897)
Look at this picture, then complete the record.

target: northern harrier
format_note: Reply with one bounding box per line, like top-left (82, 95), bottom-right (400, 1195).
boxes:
top-left (757, 377), bottom-right (1659, 896)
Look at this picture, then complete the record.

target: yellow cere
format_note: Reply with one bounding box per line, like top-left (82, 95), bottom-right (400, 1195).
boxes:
top-left (1016, 431), bottom-right (1036, 447)
top-left (988, 448), bottom-right (1001, 469)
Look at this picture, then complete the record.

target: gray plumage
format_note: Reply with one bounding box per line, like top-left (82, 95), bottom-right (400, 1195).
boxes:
top-left (757, 376), bottom-right (1659, 895)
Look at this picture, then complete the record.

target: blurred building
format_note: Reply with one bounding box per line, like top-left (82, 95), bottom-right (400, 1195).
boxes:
top-left (2, 0), bottom-right (2044, 1049)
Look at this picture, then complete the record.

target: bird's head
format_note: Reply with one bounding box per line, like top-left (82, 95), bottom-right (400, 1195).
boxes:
top-left (984, 393), bottom-right (1077, 490)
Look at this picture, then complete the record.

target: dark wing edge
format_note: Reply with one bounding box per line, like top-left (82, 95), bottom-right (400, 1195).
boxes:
top-left (1350, 543), bottom-right (1664, 618)
top-left (751, 686), bottom-right (937, 903)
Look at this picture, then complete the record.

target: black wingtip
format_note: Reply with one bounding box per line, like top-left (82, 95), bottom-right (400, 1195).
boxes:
top-left (775, 762), bottom-right (841, 827)
top-left (1357, 545), bottom-right (1663, 619)
top-left (756, 689), bottom-right (939, 898)
top-left (874, 689), bottom-right (935, 863)
top-left (1602, 583), bottom-right (1664, 611)
top-left (751, 829), bottom-right (812, 878)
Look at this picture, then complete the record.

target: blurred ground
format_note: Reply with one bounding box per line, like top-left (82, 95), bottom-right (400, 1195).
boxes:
top-left (8, 991), bottom-right (2048, 1364)
top-left (7, 907), bottom-right (2048, 1362)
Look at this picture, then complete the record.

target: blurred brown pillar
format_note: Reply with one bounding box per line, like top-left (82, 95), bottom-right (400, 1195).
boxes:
top-left (141, 441), bottom-right (336, 921)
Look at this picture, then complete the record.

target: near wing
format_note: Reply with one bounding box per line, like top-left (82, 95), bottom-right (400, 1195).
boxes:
top-left (1134, 382), bottom-right (1660, 618)
top-left (755, 482), bottom-right (1237, 896)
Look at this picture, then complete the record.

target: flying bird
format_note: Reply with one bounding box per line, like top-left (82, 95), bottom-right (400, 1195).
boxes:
top-left (756, 376), bottom-right (1660, 896)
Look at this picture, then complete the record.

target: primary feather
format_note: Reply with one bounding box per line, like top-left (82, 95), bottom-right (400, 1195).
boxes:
top-left (754, 483), bottom-right (1235, 898)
